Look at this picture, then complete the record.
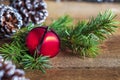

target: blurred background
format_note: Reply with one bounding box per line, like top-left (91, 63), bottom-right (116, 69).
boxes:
top-left (43, 0), bottom-right (120, 24)
top-left (49, 0), bottom-right (119, 2)
top-left (0, 0), bottom-right (120, 22)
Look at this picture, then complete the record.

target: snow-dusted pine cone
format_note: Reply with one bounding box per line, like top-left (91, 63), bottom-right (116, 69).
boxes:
top-left (11, 0), bottom-right (48, 26)
top-left (0, 56), bottom-right (29, 80)
top-left (0, 4), bottom-right (23, 38)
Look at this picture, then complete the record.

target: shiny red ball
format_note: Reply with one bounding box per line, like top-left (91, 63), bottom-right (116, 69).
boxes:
top-left (26, 27), bottom-right (60, 58)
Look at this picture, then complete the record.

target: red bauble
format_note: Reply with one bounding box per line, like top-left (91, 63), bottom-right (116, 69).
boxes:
top-left (26, 27), bottom-right (60, 58)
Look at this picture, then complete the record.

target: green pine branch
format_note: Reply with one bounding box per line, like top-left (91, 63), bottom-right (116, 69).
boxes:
top-left (0, 42), bottom-right (26, 64)
top-left (0, 23), bottom-right (51, 73)
top-left (49, 10), bottom-right (118, 57)
top-left (12, 23), bottom-right (34, 43)
top-left (49, 15), bottom-right (73, 37)
top-left (21, 53), bottom-right (51, 73)
top-left (0, 10), bottom-right (118, 73)
top-left (79, 10), bottom-right (118, 40)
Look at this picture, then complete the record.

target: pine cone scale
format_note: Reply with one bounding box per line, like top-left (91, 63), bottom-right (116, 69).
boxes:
top-left (0, 4), bottom-right (23, 38)
top-left (0, 56), bottom-right (29, 80)
top-left (11, 0), bottom-right (48, 26)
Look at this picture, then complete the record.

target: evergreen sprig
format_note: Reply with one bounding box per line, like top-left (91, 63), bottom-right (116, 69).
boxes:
top-left (0, 42), bottom-right (26, 64)
top-left (49, 10), bottom-right (118, 57)
top-left (0, 10), bottom-right (118, 73)
top-left (49, 15), bottom-right (73, 37)
top-left (0, 24), bottom-right (51, 73)
top-left (80, 10), bottom-right (117, 40)
top-left (21, 54), bottom-right (51, 73)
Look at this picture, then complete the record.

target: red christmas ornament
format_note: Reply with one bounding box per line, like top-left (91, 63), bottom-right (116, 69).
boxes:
top-left (26, 27), bottom-right (60, 58)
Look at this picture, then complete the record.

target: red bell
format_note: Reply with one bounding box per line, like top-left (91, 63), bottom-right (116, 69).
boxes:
top-left (26, 27), bottom-right (60, 58)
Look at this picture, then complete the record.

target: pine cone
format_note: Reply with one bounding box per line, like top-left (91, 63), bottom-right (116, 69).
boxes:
top-left (0, 4), bottom-right (23, 38)
top-left (0, 56), bottom-right (29, 80)
top-left (11, 0), bottom-right (48, 26)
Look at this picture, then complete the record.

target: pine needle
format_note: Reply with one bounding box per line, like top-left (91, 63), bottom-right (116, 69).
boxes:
top-left (0, 23), bottom-right (51, 73)
top-left (50, 10), bottom-right (118, 57)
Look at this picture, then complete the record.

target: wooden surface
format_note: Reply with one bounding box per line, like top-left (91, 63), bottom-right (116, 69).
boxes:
top-left (26, 1), bottom-right (120, 80)
top-left (0, 1), bottom-right (120, 80)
